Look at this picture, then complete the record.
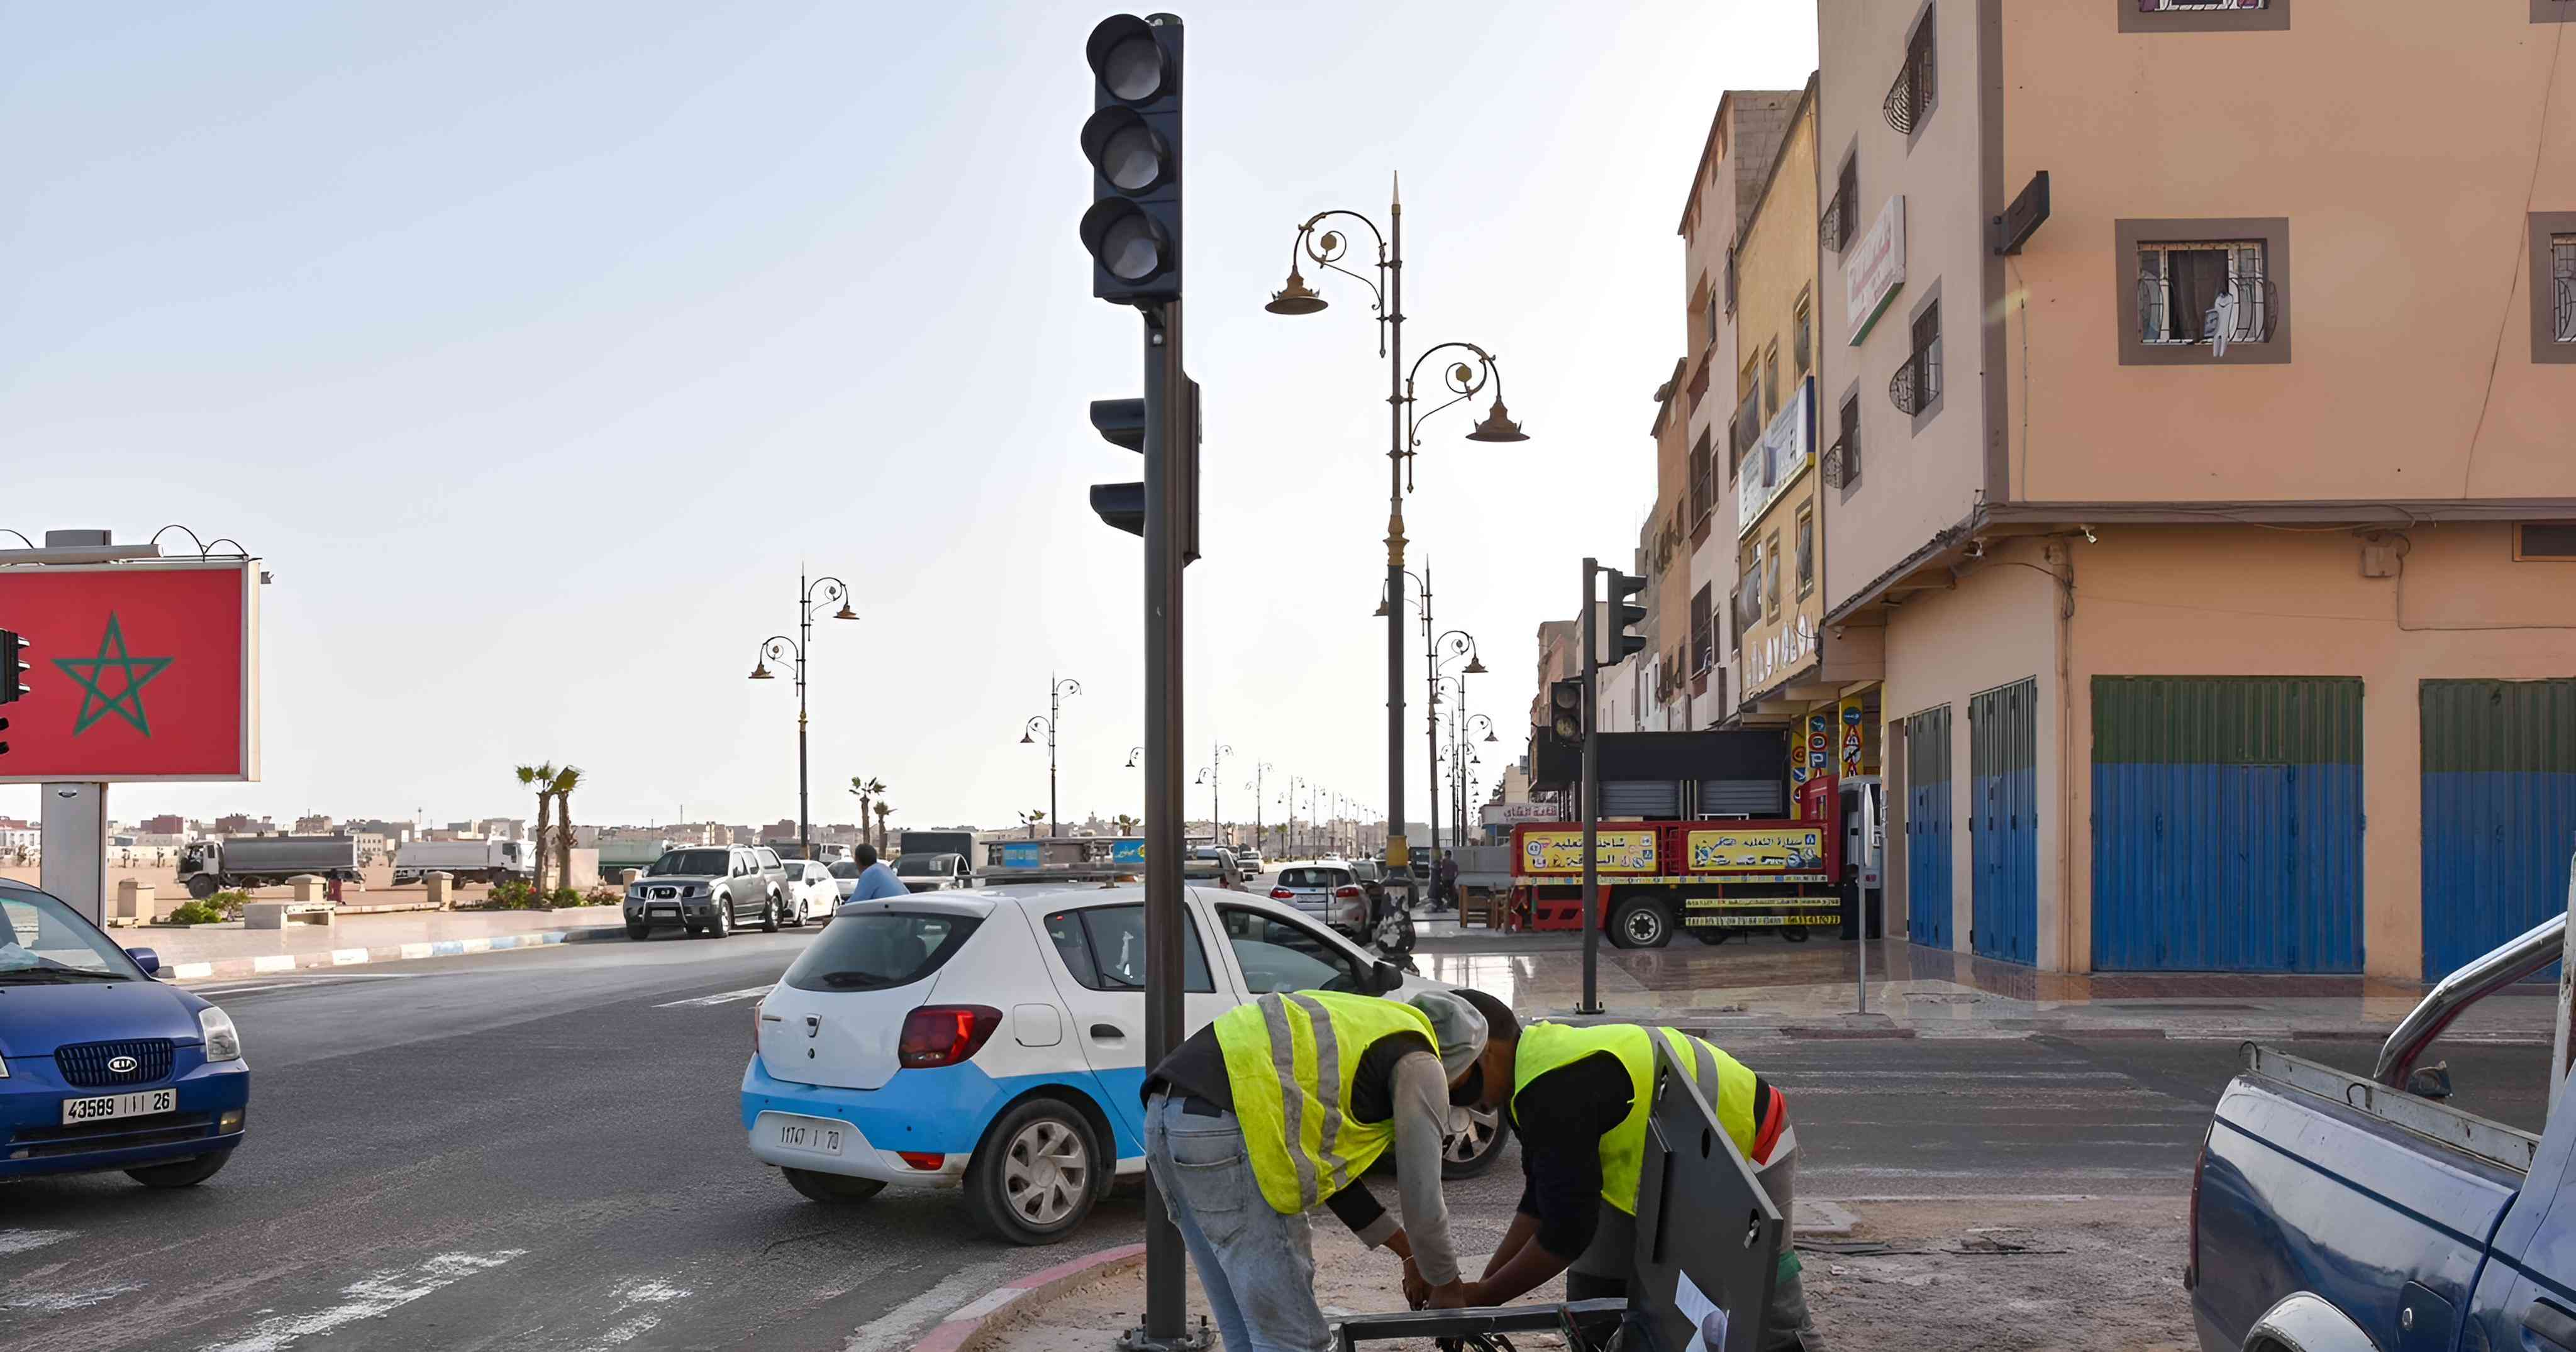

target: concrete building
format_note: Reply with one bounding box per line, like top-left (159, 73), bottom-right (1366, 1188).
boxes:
top-left (1816, 1), bottom-right (2576, 979)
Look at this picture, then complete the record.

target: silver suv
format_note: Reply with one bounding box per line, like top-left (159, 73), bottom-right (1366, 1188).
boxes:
top-left (625, 846), bottom-right (790, 939)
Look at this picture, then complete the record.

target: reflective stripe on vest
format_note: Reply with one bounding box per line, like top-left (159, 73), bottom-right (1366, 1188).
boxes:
top-left (1511, 1022), bottom-right (1761, 1216)
top-left (1215, 991), bottom-right (1438, 1215)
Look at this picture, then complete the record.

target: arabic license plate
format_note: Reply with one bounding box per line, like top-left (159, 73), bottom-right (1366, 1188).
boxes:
top-left (62, 1087), bottom-right (178, 1126)
top-left (772, 1115), bottom-right (846, 1156)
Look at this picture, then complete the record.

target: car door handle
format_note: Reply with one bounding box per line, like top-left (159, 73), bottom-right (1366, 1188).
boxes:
top-left (2528, 1299), bottom-right (2576, 1350)
top-left (1089, 1024), bottom-right (1125, 1041)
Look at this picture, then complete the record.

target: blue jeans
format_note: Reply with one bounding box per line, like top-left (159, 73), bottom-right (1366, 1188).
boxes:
top-left (1144, 1092), bottom-right (1330, 1352)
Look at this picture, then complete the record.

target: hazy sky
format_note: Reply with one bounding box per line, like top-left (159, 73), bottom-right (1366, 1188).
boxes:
top-left (0, 1), bottom-right (1818, 834)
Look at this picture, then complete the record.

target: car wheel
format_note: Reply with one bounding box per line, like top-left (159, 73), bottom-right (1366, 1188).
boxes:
top-left (126, 1151), bottom-right (232, 1189)
top-left (625, 923), bottom-right (651, 941)
top-left (967, 1099), bottom-right (1101, 1246)
top-left (1609, 895), bottom-right (1672, 950)
top-left (1440, 1105), bottom-right (1511, 1180)
top-left (784, 1167), bottom-right (886, 1204)
top-left (1784, 927), bottom-right (1811, 943)
top-left (705, 901), bottom-right (731, 939)
top-left (760, 894), bottom-right (782, 933)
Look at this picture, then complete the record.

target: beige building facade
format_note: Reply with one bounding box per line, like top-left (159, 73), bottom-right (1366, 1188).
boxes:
top-left (1818, 0), bottom-right (2576, 978)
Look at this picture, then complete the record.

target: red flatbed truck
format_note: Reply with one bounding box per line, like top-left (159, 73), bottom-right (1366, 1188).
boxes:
top-left (1506, 809), bottom-right (1843, 949)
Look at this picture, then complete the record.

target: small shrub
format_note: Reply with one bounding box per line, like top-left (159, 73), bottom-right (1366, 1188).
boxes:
top-left (580, 886), bottom-right (621, 907)
top-left (209, 890), bottom-right (253, 920)
top-left (469, 880), bottom-right (546, 911)
top-left (548, 887), bottom-right (584, 908)
top-left (165, 900), bottom-right (227, 926)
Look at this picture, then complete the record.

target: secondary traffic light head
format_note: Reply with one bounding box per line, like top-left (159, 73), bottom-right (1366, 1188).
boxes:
top-left (1080, 14), bottom-right (1183, 304)
top-left (1549, 678), bottom-right (1584, 742)
top-left (1605, 570), bottom-right (1648, 663)
top-left (1086, 382), bottom-right (1199, 565)
top-left (0, 629), bottom-right (27, 705)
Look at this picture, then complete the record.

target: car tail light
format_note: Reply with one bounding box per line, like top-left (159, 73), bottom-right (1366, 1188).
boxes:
top-left (1335, 885), bottom-right (1362, 899)
top-left (899, 1005), bottom-right (1003, 1068)
top-left (897, 1151), bottom-right (945, 1171)
top-left (1270, 887), bottom-right (1296, 900)
top-left (2184, 1126), bottom-right (2211, 1290)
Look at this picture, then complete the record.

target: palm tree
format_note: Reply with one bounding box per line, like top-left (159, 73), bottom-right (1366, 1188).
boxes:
top-left (849, 777), bottom-right (886, 850)
top-left (1112, 812), bottom-right (1140, 836)
top-left (515, 762), bottom-right (557, 892)
top-left (550, 765), bottom-right (584, 895)
top-left (1018, 808), bottom-right (1046, 839)
top-left (874, 802), bottom-right (894, 849)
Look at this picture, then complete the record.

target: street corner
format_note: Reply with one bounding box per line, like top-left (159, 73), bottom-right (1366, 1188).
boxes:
top-left (905, 1244), bottom-right (1146, 1352)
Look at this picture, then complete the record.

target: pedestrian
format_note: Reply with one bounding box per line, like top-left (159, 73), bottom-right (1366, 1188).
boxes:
top-left (845, 843), bottom-right (905, 902)
top-left (1143, 989), bottom-right (1491, 1352)
top-left (1451, 990), bottom-right (1821, 1350)
top-left (1435, 855), bottom-right (1459, 912)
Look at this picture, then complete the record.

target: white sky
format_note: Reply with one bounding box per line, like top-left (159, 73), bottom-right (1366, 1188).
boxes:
top-left (0, 1), bottom-right (1818, 833)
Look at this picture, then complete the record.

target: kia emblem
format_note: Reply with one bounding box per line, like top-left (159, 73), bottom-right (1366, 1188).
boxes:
top-left (108, 1055), bottom-right (139, 1074)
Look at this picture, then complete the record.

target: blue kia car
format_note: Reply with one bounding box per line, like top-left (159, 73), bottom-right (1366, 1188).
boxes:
top-left (0, 880), bottom-right (249, 1187)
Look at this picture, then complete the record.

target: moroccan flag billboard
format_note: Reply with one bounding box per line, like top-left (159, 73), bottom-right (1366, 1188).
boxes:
top-left (0, 560), bottom-right (260, 782)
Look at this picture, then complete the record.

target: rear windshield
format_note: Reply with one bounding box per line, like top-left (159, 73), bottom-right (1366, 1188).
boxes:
top-left (1279, 867), bottom-right (1348, 889)
top-left (782, 912), bottom-right (980, 992)
top-left (649, 849), bottom-right (729, 877)
top-left (829, 862), bottom-right (862, 878)
top-left (895, 856), bottom-right (941, 876)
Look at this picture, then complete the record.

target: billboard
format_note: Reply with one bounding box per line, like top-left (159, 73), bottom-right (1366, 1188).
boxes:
top-left (1519, 829), bottom-right (1657, 875)
top-left (1685, 827), bottom-right (1826, 873)
top-left (0, 560), bottom-right (259, 783)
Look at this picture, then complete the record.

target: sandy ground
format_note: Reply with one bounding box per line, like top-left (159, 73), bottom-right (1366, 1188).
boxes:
top-left (985, 1197), bottom-right (2191, 1352)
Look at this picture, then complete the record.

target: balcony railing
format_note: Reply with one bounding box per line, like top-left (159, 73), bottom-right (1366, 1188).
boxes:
top-left (1889, 347), bottom-right (1940, 416)
top-left (2136, 272), bottom-right (2279, 348)
top-left (1819, 189), bottom-right (1849, 253)
top-left (1884, 63), bottom-right (1918, 135)
top-left (1821, 437), bottom-right (1849, 489)
top-left (2557, 277), bottom-right (2575, 344)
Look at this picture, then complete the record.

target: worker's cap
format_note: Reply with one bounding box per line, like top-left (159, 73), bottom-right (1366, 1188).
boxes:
top-left (1406, 990), bottom-right (1489, 1082)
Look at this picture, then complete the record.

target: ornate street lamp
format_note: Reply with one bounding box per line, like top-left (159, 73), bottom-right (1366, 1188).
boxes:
top-left (748, 571), bottom-right (855, 862)
top-left (1020, 675), bottom-right (1082, 836)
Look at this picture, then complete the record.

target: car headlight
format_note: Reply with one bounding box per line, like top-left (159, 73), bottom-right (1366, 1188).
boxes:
top-left (0, 1055), bottom-right (10, 1079)
top-left (199, 1006), bottom-right (243, 1063)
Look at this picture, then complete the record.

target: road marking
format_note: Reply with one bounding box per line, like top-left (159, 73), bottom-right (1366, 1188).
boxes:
top-left (0, 1227), bottom-right (72, 1255)
top-left (2, 1280), bottom-right (145, 1312)
top-left (582, 1277), bottom-right (693, 1349)
top-left (842, 1261), bottom-right (1009, 1352)
top-left (654, 985), bottom-right (774, 1009)
top-left (197, 1249), bottom-right (526, 1352)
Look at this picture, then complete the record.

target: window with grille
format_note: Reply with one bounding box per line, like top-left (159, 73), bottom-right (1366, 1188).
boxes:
top-left (1689, 428), bottom-right (1712, 521)
top-left (1823, 157), bottom-right (1858, 253)
top-left (1706, 289), bottom-right (1720, 351)
top-left (1728, 586), bottom-right (1745, 652)
top-left (1763, 345), bottom-right (1780, 418)
top-left (2518, 523), bottom-right (2576, 561)
top-left (1794, 297), bottom-right (1813, 377)
top-left (1765, 531), bottom-right (1783, 620)
top-left (1724, 245), bottom-right (1738, 314)
top-left (2553, 235), bottom-right (2575, 343)
top-left (1795, 508), bottom-right (1815, 597)
top-left (2138, 241), bottom-right (2270, 345)
top-left (1691, 584), bottom-right (1715, 672)
top-left (1892, 301), bottom-right (1941, 417)
top-left (1729, 387), bottom-right (1761, 480)
top-left (1835, 392), bottom-right (1862, 490)
top-left (1887, 9), bottom-right (1936, 135)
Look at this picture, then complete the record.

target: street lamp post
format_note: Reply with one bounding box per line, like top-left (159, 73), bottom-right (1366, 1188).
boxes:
top-left (748, 570), bottom-right (857, 862)
top-left (1270, 178), bottom-right (1528, 912)
top-left (1245, 762), bottom-right (1271, 855)
top-left (1019, 675), bottom-right (1081, 836)
top-left (1458, 712), bottom-right (1496, 848)
top-left (1193, 743), bottom-right (1232, 842)
top-left (1429, 627), bottom-right (1484, 894)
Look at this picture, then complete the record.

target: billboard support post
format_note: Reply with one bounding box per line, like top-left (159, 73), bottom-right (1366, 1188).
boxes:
top-left (40, 782), bottom-right (108, 926)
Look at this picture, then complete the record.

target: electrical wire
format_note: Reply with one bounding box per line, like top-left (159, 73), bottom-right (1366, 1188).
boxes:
top-left (2459, 14), bottom-right (2567, 496)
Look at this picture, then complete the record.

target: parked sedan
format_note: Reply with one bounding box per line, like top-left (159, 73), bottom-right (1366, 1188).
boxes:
top-left (893, 853), bottom-right (969, 892)
top-left (0, 881), bottom-right (250, 1189)
top-left (1269, 863), bottom-right (1367, 933)
top-left (623, 846), bottom-right (790, 939)
top-left (742, 885), bottom-right (1507, 1246)
top-left (779, 860), bottom-right (836, 926)
top-left (829, 860), bottom-right (865, 902)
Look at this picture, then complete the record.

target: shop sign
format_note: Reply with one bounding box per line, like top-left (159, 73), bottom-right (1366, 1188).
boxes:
top-left (1684, 826), bottom-right (1826, 872)
top-left (1518, 829), bottom-right (1657, 875)
top-left (1736, 378), bottom-right (1815, 540)
top-left (1845, 195), bottom-right (1906, 343)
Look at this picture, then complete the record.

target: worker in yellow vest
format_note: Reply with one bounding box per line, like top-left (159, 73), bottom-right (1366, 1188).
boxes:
top-left (1447, 990), bottom-right (1821, 1351)
top-left (1143, 988), bottom-right (1491, 1352)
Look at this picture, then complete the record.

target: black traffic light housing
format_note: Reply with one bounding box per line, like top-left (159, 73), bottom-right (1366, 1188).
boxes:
top-left (1079, 14), bottom-right (1183, 304)
top-left (1087, 379), bottom-right (1199, 564)
top-left (1548, 678), bottom-right (1584, 743)
top-left (1605, 570), bottom-right (1648, 663)
top-left (0, 629), bottom-right (27, 705)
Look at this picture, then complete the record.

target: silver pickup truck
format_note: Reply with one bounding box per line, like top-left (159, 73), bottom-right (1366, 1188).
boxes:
top-left (621, 845), bottom-right (790, 939)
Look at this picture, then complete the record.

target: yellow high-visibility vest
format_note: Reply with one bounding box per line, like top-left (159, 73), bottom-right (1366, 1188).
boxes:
top-left (1216, 990), bottom-right (1438, 1215)
top-left (1511, 1022), bottom-right (1761, 1216)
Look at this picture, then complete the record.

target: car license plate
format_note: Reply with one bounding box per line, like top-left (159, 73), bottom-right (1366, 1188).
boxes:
top-left (649, 905), bottom-right (679, 917)
top-left (772, 1115), bottom-right (846, 1156)
top-left (62, 1087), bottom-right (177, 1125)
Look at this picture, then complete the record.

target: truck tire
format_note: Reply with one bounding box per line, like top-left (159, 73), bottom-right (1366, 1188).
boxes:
top-left (1609, 895), bottom-right (1674, 950)
top-left (187, 875), bottom-right (219, 900)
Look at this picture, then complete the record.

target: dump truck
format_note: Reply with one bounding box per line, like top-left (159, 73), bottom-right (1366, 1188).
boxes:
top-left (177, 835), bottom-right (362, 899)
top-left (390, 838), bottom-right (535, 886)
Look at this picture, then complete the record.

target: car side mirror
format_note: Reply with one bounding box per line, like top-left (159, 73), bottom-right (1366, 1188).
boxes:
top-left (1370, 958), bottom-right (1404, 995)
top-left (2406, 1061), bottom-right (2454, 1101)
top-left (125, 946), bottom-right (161, 977)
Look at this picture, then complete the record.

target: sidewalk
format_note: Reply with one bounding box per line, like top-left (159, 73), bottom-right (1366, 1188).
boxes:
top-left (124, 906), bottom-right (631, 982)
top-left (1404, 923), bottom-right (2558, 1044)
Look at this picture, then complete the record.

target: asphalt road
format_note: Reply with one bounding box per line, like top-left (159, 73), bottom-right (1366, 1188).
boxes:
top-left (0, 929), bottom-right (2555, 1352)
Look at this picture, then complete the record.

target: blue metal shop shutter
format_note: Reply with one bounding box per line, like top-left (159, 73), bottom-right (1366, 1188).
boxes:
top-left (2421, 679), bottom-right (2576, 982)
top-left (2091, 677), bottom-right (2363, 972)
top-left (1970, 679), bottom-right (2040, 965)
top-left (1905, 705), bottom-right (1953, 950)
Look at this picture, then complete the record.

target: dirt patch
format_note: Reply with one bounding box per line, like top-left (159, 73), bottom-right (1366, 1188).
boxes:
top-left (980, 1198), bottom-right (2191, 1352)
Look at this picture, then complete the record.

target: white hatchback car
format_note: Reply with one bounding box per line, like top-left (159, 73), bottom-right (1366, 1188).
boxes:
top-left (740, 883), bottom-right (1509, 1244)
top-left (778, 860), bottom-right (836, 925)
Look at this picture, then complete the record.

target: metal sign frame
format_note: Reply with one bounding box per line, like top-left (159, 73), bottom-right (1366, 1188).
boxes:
top-left (0, 557), bottom-right (261, 784)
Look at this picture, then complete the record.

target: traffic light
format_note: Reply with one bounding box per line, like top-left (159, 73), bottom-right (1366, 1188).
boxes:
top-left (1078, 14), bottom-right (1183, 305)
top-left (1086, 379), bottom-right (1199, 563)
top-left (0, 629), bottom-right (26, 704)
top-left (1548, 678), bottom-right (1584, 742)
top-left (1602, 570), bottom-right (1648, 663)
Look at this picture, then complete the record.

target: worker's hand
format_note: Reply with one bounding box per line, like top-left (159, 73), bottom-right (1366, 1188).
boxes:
top-left (1401, 1257), bottom-right (1428, 1309)
top-left (1426, 1280), bottom-right (1467, 1310)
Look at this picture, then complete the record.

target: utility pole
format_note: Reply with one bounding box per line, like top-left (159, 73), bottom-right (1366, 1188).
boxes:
top-left (1580, 557), bottom-right (1602, 1016)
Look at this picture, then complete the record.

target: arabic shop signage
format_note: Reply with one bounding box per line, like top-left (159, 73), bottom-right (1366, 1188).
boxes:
top-left (1740, 613), bottom-right (1819, 697)
top-left (1519, 829), bottom-right (1657, 875)
top-left (0, 560), bottom-right (260, 784)
top-left (1736, 377), bottom-right (1815, 540)
top-left (1844, 195), bottom-right (1906, 343)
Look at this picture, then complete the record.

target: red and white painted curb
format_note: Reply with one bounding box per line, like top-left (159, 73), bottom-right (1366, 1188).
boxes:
top-left (909, 1243), bottom-right (1146, 1352)
top-left (160, 923), bottom-right (630, 984)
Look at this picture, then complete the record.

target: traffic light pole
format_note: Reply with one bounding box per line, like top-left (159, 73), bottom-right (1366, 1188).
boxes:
top-left (1579, 557), bottom-right (1602, 1016)
top-left (1139, 297), bottom-right (1192, 1350)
